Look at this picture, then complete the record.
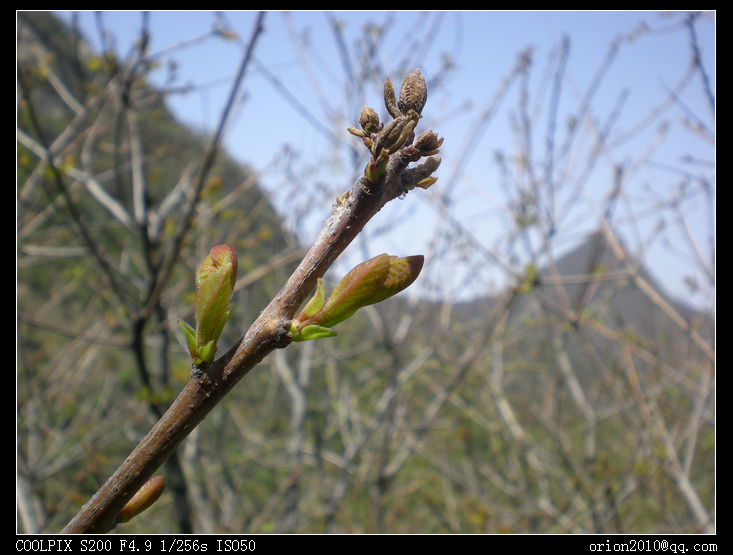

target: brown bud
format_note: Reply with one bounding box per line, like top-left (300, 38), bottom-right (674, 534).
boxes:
top-left (414, 131), bottom-right (443, 156)
top-left (398, 69), bottom-right (428, 118)
top-left (359, 107), bottom-right (381, 135)
top-left (403, 156), bottom-right (441, 191)
top-left (374, 116), bottom-right (416, 159)
top-left (384, 77), bottom-right (401, 119)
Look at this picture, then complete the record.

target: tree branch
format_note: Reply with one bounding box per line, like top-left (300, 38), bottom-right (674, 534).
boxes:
top-left (61, 100), bottom-right (438, 532)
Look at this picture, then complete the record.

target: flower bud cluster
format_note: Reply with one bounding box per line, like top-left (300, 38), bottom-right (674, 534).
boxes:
top-left (347, 69), bottom-right (442, 193)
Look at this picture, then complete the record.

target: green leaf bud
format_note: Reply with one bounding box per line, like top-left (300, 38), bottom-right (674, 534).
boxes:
top-left (179, 245), bottom-right (238, 365)
top-left (289, 254), bottom-right (424, 342)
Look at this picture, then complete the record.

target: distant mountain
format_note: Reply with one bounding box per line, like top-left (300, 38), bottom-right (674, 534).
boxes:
top-left (448, 231), bottom-right (713, 378)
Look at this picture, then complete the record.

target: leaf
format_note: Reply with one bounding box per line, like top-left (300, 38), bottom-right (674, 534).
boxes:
top-left (178, 320), bottom-right (197, 360)
top-left (300, 278), bottom-right (326, 319)
top-left (293, 324), bottom-right (339, 342)
top-left (290, 254), bottom-right (424, 340)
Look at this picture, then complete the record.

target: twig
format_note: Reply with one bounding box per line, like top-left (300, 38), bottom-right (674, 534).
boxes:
top-left (61, 78), bottom-right (435, 532)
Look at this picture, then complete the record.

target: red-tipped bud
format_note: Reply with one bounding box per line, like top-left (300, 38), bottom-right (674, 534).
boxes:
top-left (117, 476), bottom-right (166, 524)
top-left (289, 254), bottom-right (424, 342)
top-left (179, 245), bottom-right (238, 366)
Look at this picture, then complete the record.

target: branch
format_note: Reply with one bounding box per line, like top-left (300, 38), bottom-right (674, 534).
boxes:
top-left (61, 70), bottom-right (441, 534)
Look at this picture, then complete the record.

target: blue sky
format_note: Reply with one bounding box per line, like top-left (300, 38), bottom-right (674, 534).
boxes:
top-left (50, 11), bottom-right (715, 308)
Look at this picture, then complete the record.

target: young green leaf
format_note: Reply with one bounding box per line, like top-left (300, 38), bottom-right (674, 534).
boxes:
top-left (288, 254), bottom-right (424, 342)
top-left (178, 245), bottom-right (238, 365)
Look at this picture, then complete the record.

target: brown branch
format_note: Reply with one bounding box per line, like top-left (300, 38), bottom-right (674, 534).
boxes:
top-left (61, 139), bottom-right (428, 533)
